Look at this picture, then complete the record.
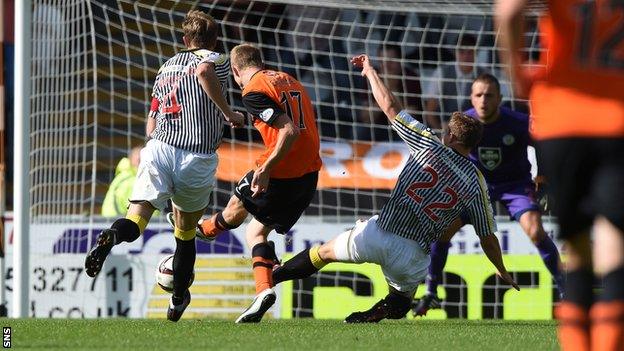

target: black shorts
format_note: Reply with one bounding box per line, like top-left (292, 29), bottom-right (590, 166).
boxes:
top-left (536, 138), bottom-right (624, 239)
top-left (234, 170), bottom-right (318, 234)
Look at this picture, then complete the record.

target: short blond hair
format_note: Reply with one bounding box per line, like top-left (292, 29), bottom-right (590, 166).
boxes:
top-left (231, 43), bottom-right (264, 70)
top-left (448, 112), bottom-right (483, 149)
top-left (182, 10), bottom-right (218, 49)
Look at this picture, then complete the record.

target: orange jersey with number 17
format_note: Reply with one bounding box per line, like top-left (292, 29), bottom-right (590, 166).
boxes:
top-left (530, 0), bottom-right (624, 140)
top-left (242, 70), bottom-right (322, 179)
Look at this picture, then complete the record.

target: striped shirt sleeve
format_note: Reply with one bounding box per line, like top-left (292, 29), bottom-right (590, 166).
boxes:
top-left (148, 97), bottom-right (159, 119)
top-left (391, 110), bottom-right (442, 153)
top-left (465, 168), bottom-right (497, 237)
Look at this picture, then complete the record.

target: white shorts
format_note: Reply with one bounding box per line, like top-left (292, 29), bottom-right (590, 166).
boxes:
top-left (333, 216), bottom-right (430, 293)
top-left (130, 139), bottom-right (218, 212)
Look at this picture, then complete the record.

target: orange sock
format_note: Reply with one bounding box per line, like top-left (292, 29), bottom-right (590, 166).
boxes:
top-left (590, 301), bottom-right (624, 351)
top-left (555, 302), bottom-right (590, 351)
top-left (252, 257), bottom-right (274, 293)
top-left (199, 215), bottom-right (224, 239)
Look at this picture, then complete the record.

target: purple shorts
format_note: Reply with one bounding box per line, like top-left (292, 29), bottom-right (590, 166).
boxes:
top-left (489, 181), bottom-right (540, 220)
top-left (462, 181), bottom-right (540, 223)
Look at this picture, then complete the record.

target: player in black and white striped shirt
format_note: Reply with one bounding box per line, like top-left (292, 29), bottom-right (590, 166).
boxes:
top-left (147, 43), bottom-right (234, 154)
top-left (270, 54), bottom-right (519, 323)
top-left (85, 10), bottom-right (244, 322)
top-left (376, 110), bottom-right (497, 254)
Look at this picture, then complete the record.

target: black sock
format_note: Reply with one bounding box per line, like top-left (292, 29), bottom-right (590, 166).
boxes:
top-left (110, 218), bottom-right (140, 243)
top-left (600, 265), bottom-right (624, 302)
top-left (564, 268), bottom-right (595, 309)
top-left (273, 248), bottom-right (319, 285)
top-left (172, 237), bottom-right (196, 304)
top-left (383, 292), bottom-right (412, 319)
top-left (215, 211), bottom-right (239, 230)
top-left (267, 241), bottom-right (280, 263)
top-left (251, 242), bottom-right (277, 261)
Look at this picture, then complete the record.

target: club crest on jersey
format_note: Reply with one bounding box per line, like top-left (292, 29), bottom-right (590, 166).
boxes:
top-left (478, 147), bottom-right (502, 171)
top-left (259, 108), bottom-right (274, 122)
top-left (502, 134), bottom-right (515, 146)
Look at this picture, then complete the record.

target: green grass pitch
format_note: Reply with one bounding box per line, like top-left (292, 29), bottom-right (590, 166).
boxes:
top-left (3, 319), bottom-right (558, 350)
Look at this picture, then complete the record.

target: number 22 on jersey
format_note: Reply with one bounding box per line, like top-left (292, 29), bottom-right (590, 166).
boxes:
top-left (405, 165), bottom-right (459, 222)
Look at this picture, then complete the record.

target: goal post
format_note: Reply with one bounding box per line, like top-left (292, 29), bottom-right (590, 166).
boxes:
top-left (12, 0), bottom-right (553, 319)
top-left (13, 0), bottom-right (32, 318)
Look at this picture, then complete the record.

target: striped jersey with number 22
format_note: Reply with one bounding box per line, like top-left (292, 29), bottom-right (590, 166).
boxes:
top-left (376, 111), bottom-right (497, 254)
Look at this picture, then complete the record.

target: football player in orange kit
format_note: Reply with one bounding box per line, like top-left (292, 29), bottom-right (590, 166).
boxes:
top-left (199, 43), bottom-right (322, 323)
top-left (497, 1), bottom-right (624, 350)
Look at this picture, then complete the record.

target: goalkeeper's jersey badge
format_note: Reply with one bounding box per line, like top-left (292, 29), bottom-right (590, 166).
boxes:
top-left (478, 147), bottom-right (502, 171)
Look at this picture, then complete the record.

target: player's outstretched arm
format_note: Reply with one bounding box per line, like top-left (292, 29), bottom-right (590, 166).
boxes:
top-left (480, 234), bottom-right (520, 291)
top-left (196, 62), bottom-right (245, 127)
top-left (351, 54), bottom-right (403, 122)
